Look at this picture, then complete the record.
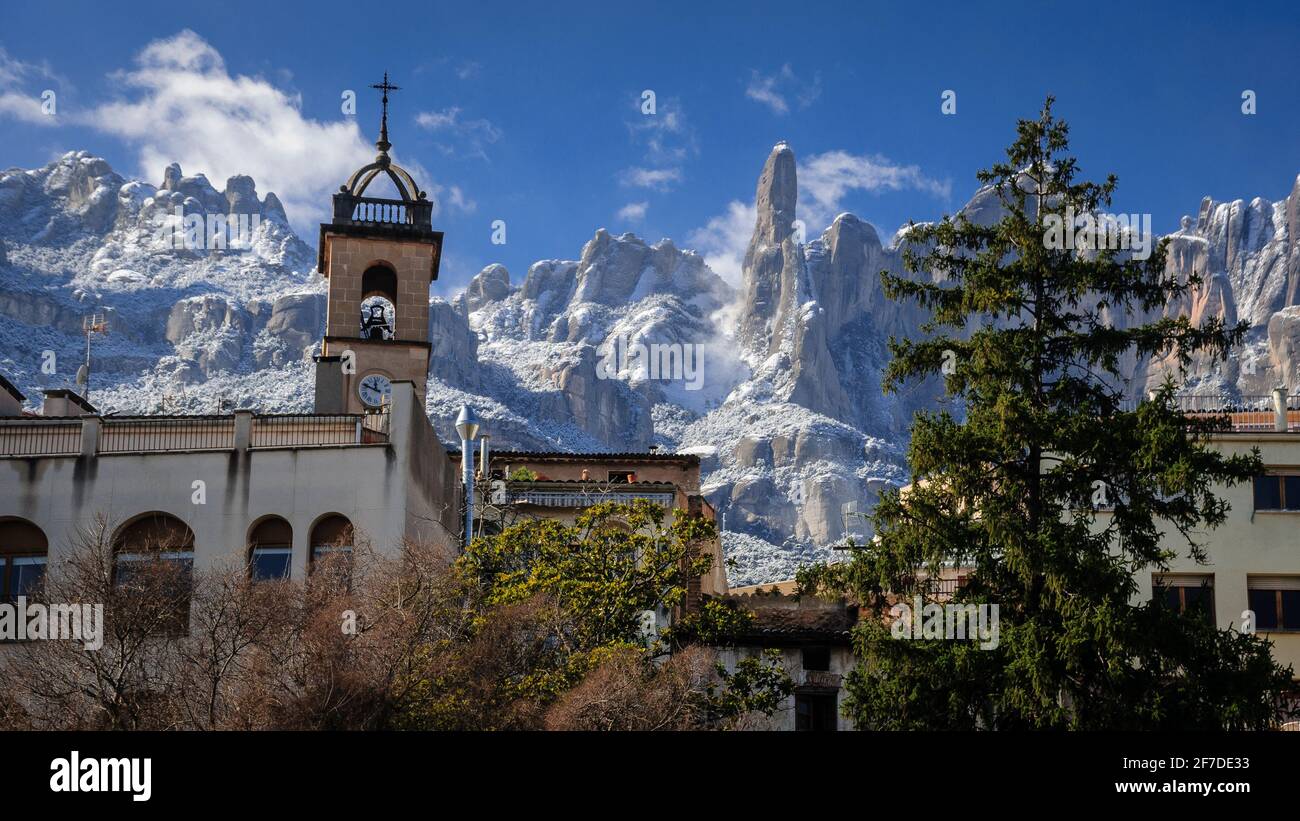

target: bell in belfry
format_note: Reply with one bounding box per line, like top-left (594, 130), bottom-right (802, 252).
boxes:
top-left (361, 303), bottom-right (391, 340)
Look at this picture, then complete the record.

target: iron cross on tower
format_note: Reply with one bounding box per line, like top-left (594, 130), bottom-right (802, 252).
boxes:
top-left (370, 72), bottom-right (401, 154)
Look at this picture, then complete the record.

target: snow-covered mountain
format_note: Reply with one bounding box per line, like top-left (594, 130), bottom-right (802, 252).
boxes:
top-left (3, 148), bottom-right (1299, 585)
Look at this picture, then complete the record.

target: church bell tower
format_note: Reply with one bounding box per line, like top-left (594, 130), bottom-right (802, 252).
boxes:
top-left (314, 73), bottom-right (443, 414)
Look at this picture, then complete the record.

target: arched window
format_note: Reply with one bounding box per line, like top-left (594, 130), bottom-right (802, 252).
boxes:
top-left (0, 518), bottom-right (48, 602)
top-left (112, 513), bottom-right (195, 633)
top-left (248, 516), bottom-right (293, 581)
top-left (113, 513), bottom-right (195, 586)
top-left (310, 514), bottom-right (353, 565)
top-left (309, 514), bottom-right (354, 586)
top-left (360, 265), bottom-right (397, 341)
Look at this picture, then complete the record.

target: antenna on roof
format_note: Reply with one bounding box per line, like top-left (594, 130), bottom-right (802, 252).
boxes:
top-left (78, 312), bottom-right (109, 401)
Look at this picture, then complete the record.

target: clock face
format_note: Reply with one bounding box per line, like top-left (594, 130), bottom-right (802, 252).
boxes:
top-left (358, 373), bottom-right (392, 407)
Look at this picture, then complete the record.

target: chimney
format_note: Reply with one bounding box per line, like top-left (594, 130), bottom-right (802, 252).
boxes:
top-left (0, 373), bottom-right (24, 417)
top-left (1273, 386), bottom-right (1289, 432)
top-left (41, 388), bottom-right (97, 417)
top-left (479, 434), bottom-right (491, 479)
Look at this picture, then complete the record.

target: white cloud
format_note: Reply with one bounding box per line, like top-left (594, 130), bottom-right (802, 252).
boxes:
top-left (415, 105), bottom-right (501, 160)
top-left (78, 30), bottom-right (467, 236)
top-left (617, 201), bottom-right (648, 222)
top-left (443, 184), bottom-right (476, 213)
top-left (797, 150), bottom-right (951, 229)
top-left (618, 94), bottom-right (695, 192)
top-left (454, 61), bottom-right (481, 80)
top-left (687, 200), bottom-right (756, 286)
top-left (745, 65), bottom-right (821, 116)
top-left (620, 166), bottom-right (682, 191)
top-left (0, 48), bottom-right (63, 126)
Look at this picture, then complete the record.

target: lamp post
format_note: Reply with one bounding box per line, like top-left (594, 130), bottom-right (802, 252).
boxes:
top-left (455, 404), bottom-right (481, 546)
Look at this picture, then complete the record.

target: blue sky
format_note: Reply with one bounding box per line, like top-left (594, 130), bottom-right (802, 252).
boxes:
top-left (2, 0), bottom-right (1297, 293)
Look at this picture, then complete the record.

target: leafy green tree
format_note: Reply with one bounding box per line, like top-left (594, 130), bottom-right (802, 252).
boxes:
top-left (452, 499), bottom-right (790, 721)
top-left (800, 98), bottom-right (1292, 729)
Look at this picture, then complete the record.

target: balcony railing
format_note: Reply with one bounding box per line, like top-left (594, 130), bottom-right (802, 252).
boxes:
top-left (1115, 394), bottom-right (1300, 432)
top-left (100, 416), bottom-right (236, 453)
top-left (332, 193), bottom-right (432, 230)
top-left (1176, 394), bottom-right (1300, 432)
top-left (494, 482), bottom-right (676, 509)
top-left (801, 670), bottom-right (843, 689)
top-left (250, 411), bottom-right (389, 448)
top-left (0, 411), bottom-right (390, 457)
top-left (0, 418), bottom-right (81, 457)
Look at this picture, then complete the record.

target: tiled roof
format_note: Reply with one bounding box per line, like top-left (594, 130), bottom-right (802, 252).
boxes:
top-left (721, 595), bottom-right (858, 643)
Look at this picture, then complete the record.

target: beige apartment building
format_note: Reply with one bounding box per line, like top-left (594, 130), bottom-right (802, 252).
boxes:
top-left (1131, 419), bottom-right (1300, 672)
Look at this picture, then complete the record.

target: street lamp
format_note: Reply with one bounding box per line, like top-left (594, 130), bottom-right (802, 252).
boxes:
top-left (455, 404), bottom-right (481, 545)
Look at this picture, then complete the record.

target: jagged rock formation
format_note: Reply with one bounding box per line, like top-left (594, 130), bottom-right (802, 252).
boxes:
top-left (1146, 180), bottom-right (1300, 395)
top-left (0, 151), bottom-right (316, 409)
top-left (1, 148), bottom-right (1297, 584)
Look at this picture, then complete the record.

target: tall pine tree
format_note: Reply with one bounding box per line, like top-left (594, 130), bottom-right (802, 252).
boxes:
top-left (800, 98), bottom-right (1292, 730)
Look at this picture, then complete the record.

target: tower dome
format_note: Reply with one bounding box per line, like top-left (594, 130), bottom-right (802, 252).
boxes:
top-left (328, 72), bottom-right (432, 232)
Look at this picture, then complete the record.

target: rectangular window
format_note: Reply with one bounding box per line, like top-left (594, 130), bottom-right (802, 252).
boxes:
top-left (802, 646), bottom-right (831, 672)
top-left (8, 556), bottom-right (46, 600)
top-left (1, 555), bottom-right (48, 602)
top-left (1253, 474), bottom-right (1300, 511)
top-left (795, 692), bottom-right (838, 731)
top-left (1248, 577), bottom-right (1300, 631)
top-left (251, 547), bottom-right (292, 581)
top-left (115, 551), bottom-right (194, 586)
top-left (1153, 574), bottom-right (1215, 623)
top-left (310, 544), bottom-right (354, 589)
top-left (114, 551), bottom-right (194, 634)
top-left (311, 544), bottom-right (353, 564)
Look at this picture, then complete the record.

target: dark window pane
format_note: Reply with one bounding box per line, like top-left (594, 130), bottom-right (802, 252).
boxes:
top-left (1155, 585), bottom-right (1181, 612)
top-left (10, 557), bottom-right (45, 599)
top-left (1283, 590), bottom-right (1300, 630)
top-left (115, 554), bottom-right (194, 591)
top-left (1249, 589), bottom-right (1280, 630)
top-left (802, 646), bottom-right (831, 672)
top-left (1255, 476), bottom-right (1283, 511)
top-left (310, 546), bottom-right (354, 588)
top-left (1285, 477), bottom-right (1300, 511)
top-left (795, 693), bottom-right (838, 731)
top-left (251, 548), bottom-right (291, 581)
top-left (1183, 585), bottom-right (1215, 622)
top-left (114, 559), bottom-right (137, 588)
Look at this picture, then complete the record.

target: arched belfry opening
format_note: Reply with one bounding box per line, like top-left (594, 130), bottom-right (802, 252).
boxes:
top-left (360, 264), bottom-right (397, 340)
top-left (313, 71), bottom-right (445, 414)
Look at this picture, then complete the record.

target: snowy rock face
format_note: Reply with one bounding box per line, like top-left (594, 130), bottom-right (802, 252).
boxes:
top-left (3, 148), bottom-right (1299, 585)
top-left (461, 263), bottom-right (512, 314)
top-left (0, 151), bottom-right (318, 412)
top-left (1144, 177), bottom-right (1300, 395)
top-left (427, 298), bottom-right (480, 391)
